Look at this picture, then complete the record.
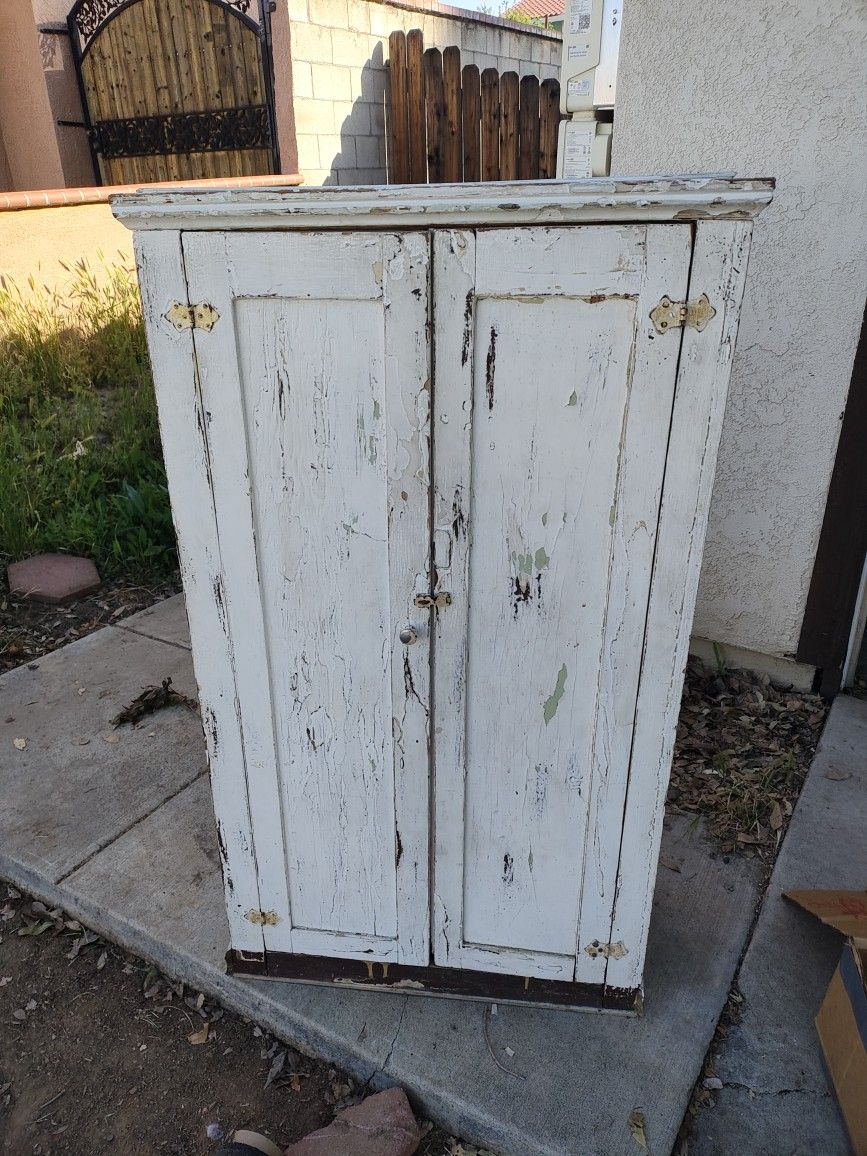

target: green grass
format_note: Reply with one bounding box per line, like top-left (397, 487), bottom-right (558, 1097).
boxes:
top-left (0, 259), bottom-right (177, 583)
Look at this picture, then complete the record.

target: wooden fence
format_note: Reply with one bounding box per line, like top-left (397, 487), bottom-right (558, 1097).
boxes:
top-left (386, 30), bottom-right (561, 184)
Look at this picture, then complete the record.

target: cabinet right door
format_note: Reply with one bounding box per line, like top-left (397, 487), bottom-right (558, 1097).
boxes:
top-left (431, 224), bottom-right (693, 984)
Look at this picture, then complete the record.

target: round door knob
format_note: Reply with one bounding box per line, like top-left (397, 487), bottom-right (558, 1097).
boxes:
top-left (399, 626), bottom-right (418, 645)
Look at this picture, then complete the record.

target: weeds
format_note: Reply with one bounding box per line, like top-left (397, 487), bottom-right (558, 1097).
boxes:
top-left (0, 258), bottom-right (176, 582)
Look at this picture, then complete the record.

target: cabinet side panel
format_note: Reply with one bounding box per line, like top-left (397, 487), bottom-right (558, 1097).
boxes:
top-left (605, 221), bottom-right (754, 992)
top-left (133, 231), bottom-right (263, 955)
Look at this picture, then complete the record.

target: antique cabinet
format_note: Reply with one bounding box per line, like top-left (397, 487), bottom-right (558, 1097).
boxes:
top-left (114, 178), bottom-right (772, 1010)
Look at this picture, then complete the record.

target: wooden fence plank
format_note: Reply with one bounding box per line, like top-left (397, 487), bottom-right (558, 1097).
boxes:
top-left (406, 29), bottom-right (427, 183)
top-left (480, 68), bottom-right (500, 181)
top-left (387, 31), bottom-right (410, 184)
top-left (461, 64), bottom-right (481, 182)
top-left (424, 47), bottom-right (446, 183)
top-left (499, 71), bottom-right (519, 181)
top-left (539, 77), bottom-right (560, 179)
top-left (442, 45), bottom-right (462, 182)
top-left (387, 30), bottom-right (560, 183)
top-left (518, 74), bottom-right (540, 181)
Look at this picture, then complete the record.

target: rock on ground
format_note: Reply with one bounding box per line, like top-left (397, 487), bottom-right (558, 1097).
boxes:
top-left (283, 1088), bottom-right (421, 1156)
top-left (7, 553), bottom-right (100, 604)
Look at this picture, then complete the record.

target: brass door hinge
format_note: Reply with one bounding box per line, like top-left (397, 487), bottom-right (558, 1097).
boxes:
top-left (245, 908), bottom-right (280, 926)
top-left (650, 293), bottom-right (716, 335)
top-left (583, 939), bottom-right (627, 959)
top-left (414, 591), bottom-right (452, 610)
top-left (166, 301), bottom-right (220, 332)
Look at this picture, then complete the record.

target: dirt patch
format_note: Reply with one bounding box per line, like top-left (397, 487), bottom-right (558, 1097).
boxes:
top-left (0, 890), bottom-right (453, 1156)
top-left (0, 580), bottom-right (179, 675)
top-left (668, 658), bottom-right (828, 861)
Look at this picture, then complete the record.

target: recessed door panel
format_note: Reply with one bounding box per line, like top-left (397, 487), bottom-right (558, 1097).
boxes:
top-left (432, 225), bottom-right (692, 979)
top-left (182, 231), bottom-right (431, 963)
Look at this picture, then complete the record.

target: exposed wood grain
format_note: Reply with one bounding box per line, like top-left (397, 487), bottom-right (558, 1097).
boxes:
top-left (461, 64), bottom-right (481, 183)
top-left (518, 74), bottom-right (540, 181)
top-left (480, 69), bottom-right (500, 182)
top-left (442, 46), bottom-right (462, 183)
top-left (424, 48), bottom-right (446, 184)
top-left (498, 71), bottom-right (519, 181)
top-left (406, 29), bottom-right (427, 183)
top-left (386, 31), bottom-right (409, 184)
top-left (77, 0), bottom-right (273, 183)
top-left (539, 78), bottom-right (560, 179)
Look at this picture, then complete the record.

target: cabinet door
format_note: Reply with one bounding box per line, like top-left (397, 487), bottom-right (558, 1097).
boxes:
top-left (432, 225), bottom-right (693, 981)
top-left (180, 231), bottom-right (432, 965)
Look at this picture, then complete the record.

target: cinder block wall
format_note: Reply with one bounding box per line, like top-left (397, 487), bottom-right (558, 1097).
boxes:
top-left (285, 0), bottom-right (562, 184)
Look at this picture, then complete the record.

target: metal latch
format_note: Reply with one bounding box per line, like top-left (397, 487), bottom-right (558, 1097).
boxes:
top-left (245, 908), bottom-right (280, 926)
top-left (583, 939), bottom-right (627, 959)
top-left (414, 591), bottom-right (452, 610)
top-left (650, 293), bottom-right (716, 335)
top-left (165, 302), bottom-right (220, 332)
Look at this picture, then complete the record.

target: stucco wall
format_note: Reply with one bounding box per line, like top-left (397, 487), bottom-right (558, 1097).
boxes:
top-left (0, 0), bottom-right (65, 191)
top-left (613, 0), bottom-right (867, 661)
top-left (285, 0), bottom-right (562, 184)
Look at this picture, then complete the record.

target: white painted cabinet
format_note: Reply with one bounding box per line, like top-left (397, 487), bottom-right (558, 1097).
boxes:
top-left (115, 178), bottom-right (771, 1010)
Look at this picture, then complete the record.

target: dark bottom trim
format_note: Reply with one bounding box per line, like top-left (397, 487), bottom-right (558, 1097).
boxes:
top-left (226, 949), bottom-right (641, 1013)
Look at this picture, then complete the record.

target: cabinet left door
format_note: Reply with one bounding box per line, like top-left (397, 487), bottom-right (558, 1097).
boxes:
top-left (136, 229), bottom-right (433, 966)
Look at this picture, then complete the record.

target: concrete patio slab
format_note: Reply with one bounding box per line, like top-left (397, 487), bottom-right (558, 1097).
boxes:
top-left (115, 593), bottom-right (191, 650)
top-left (692, 693), bottom-right (867, 1156)
top-left (0, 597), bottom-right (766, 1156)
top-left (0, 622), bottom-right (204, 891)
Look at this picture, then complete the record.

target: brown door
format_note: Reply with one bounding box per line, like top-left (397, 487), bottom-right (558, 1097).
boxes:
top-left (68, 0), bottom-right (279, 185)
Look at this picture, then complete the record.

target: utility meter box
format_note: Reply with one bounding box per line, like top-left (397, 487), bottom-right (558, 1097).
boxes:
top-left (114, 178), bottom-right (772, 1011)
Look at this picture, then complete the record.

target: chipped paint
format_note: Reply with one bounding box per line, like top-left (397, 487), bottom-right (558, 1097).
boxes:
top-left (543, 664), bottom-right (568, 724)
top-left (567, 390), bottom-right (578, 406)
top-left (485, 325), bottom-right (497, 411)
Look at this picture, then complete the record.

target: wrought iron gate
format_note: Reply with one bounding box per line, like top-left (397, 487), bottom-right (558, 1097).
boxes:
top-left (68, 0), bottom-right (280, 186)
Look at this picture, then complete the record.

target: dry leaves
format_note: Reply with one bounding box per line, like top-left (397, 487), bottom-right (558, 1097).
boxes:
top-left (187, 1022), bottom-right (210, 1046)
top-left (111, 677), bottom-right (197, 727)
top-left (628, 1108), bottom-right (649, 1151)
top-left (667, 659), bottom-right (828, 860)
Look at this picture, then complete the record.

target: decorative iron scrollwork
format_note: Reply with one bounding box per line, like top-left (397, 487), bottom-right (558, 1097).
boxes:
top-left (72, 0), bottom-right (258, 49)
top-left (91, 106), bottom-right (272, 158)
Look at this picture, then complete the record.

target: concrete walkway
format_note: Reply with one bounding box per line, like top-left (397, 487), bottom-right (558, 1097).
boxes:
top-left (0, 594), bottom-right (807, 1156)
top-left (692, 693), bottom-right (867, 1156)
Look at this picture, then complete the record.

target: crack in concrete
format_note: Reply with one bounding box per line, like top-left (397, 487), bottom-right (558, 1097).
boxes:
top-left (56, 769), bottom-right (208, 884)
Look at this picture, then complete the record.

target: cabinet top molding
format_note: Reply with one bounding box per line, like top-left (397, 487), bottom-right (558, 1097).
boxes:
top-left (112, 176), bottom-right (774, 231)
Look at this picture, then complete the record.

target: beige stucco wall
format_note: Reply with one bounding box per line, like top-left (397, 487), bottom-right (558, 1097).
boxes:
top-left (31, 0), bottom-right (97, 187)
top-left (613, 0), bottom-right (867, 664)
top-left (0, 204), bottom-right (134, 294)
top-left (285, 0), bottom-right (562, 184)
top-left (0, 0), bottom-right (66, 191)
